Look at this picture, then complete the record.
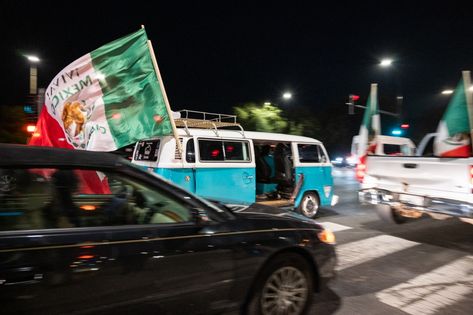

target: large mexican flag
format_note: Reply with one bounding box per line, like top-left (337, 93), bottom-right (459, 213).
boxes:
top-left (357, 83), bottom-right (381, 158)
top-left (434, 73), bottom-right (473, 157)
top-left (30, 28), bottom-right (173, 151)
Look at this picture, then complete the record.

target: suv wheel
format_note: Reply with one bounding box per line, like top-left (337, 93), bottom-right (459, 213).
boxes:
top-left (247, 253), bottom-right (314, 315)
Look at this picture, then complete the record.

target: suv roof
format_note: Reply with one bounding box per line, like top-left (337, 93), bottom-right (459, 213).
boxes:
top-left (0, 144), bottom-right (126, 169)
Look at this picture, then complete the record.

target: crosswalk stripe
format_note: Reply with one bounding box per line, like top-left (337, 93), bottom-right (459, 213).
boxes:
top-left (318, 222), bottom-right (352, 232)
top-left (336, 235), bottom-right (419, 271)
top-left (376, 255), bottom-right (473, 315)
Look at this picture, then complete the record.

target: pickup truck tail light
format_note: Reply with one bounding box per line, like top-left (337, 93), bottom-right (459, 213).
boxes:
top-left (356, 156), bottom-right (367, 183)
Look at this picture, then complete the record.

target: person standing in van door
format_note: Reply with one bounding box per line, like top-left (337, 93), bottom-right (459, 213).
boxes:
top-left (261, 145), bottom-right (276, 178)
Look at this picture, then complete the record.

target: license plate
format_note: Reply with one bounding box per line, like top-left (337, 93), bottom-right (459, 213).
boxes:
top-left (399, 194), bottom-right (424, 206)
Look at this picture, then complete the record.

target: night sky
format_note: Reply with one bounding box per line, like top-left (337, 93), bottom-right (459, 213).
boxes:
top-left (1, 1), bottom-right (472, 148)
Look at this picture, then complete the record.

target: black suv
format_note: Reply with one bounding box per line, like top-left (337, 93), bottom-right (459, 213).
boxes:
top-left (0, 144), bottom-right (336, 315)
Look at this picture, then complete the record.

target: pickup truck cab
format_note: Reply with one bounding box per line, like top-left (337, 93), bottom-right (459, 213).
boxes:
top-left (351, 135), bottom-right (416, 157)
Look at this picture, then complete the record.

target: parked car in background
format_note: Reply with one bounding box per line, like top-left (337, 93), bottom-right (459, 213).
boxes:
top-left (0, 144), bottom-right (336, 315)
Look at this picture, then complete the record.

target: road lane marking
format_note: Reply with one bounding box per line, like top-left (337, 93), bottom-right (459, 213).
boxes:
top-left (336, 235), bottom-right (419, 271)
top-left (318, 222), bottom-right (353, 232)
top-left (376, 255), bottom-right (473, 315)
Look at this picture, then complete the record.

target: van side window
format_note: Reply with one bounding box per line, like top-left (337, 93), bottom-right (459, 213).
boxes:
top-left (317, 146), bottom-right (328, 163)
top-left (224, 141), bottom-right (250, 161)
top-left (198, 139), bottom-right (250, 162)
top-left (298, 144), bottom-right (327, 163)
top-left (186, 139), bottom-right (196, 163)
top-left (199, 140), bottom-right (224, 161)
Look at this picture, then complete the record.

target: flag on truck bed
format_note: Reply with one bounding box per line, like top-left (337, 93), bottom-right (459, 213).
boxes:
top-left (357, 83), bottom-right (381, 157)
top-left (29, 28), bottom-right (173, 151)
top-left (434, 73), bottom-right (472, 157)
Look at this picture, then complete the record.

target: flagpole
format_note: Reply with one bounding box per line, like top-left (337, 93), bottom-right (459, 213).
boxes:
top-left (371, 83), bottom-right (379, 136)
top-left (143, 27), bottom-right (183, 154)
top-left (462, 70), bottom-right (473, 153)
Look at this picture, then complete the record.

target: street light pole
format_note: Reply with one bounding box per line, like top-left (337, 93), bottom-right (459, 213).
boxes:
top-left (29, 65), bottom-right (38, 95)
top-left (26, 55), bottom-right (40, 95)
top-left (379, 57), bottom-right (403, 121)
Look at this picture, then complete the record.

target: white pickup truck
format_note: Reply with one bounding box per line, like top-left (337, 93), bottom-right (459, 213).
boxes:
top-left (358, 155), bottom-right (473, 225)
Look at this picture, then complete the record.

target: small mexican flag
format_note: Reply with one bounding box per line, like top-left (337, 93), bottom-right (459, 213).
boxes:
top-left (434, 72), bottom-right (473, 157)
top-left (357, 83), bottom-right (381, 158)
top-left (30, 28), bottom-right (173, 151)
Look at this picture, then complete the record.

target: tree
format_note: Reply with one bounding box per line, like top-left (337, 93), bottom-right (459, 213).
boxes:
top-left (234, 103), bottom-right (288, 132)
top-left (0, 106), bottom-right (28, 144)
top-left (283, 105), bottom-right (322, 139)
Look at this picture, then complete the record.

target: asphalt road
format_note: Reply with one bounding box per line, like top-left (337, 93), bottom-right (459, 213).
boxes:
top-left (309, 167), bottom-right (473, 315)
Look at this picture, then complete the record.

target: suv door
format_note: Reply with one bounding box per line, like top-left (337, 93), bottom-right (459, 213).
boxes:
top-left (0, 166), bottom-right (234, 314)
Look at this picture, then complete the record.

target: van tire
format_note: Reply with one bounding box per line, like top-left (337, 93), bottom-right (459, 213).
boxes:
top-left (297, 192), bottom-right (320, 219)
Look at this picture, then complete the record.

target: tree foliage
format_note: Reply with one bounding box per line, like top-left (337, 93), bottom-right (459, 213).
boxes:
top-left (234, 103), bottom-right (288, 133)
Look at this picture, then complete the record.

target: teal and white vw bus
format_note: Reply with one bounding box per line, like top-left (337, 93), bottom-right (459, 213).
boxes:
top-left (131, 110), bottom-right (338, 218)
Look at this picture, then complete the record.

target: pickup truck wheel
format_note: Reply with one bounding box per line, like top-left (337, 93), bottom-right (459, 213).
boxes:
top-left (297, 192), bottom-right (320, 219)
top-left (376, 204), bottom-right (407, 224)
top-left (247, 253), bottom-right (313, 315)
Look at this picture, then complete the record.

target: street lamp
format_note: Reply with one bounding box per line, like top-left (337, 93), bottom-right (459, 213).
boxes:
top-left (282, 92), bottom-right (292, 100)
top-left (441, 89), bottom-right (454, 95)
top-left (26, 55), bottom-right (40, 63)
top-left (380, 58), bottom-right (393, 67)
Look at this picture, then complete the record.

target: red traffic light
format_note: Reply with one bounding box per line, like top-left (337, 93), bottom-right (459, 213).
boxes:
top-left (351, 94), bottom-right (360, 101)
top-left (401, 123), bottom-right (409, 129)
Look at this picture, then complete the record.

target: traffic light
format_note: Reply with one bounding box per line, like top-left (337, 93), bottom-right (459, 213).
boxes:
top-left (348, 94), bottom-right (360, 115)
top-left (400, 123), bottom-right (409, 129)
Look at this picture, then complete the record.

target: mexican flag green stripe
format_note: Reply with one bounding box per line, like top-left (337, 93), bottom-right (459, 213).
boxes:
top-left (37, 28), bottom-right (172, 151)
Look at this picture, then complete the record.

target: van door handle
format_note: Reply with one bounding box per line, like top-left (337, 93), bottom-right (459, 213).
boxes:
top-left (403, 163), bottom-right (418, 169)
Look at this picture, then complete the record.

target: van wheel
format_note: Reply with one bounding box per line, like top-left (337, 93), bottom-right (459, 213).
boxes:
top-left (376, 204), bottom-right (408, 224)
top-left (297, 192), bottom-right (320, 219)
top-left (247, 253), bottom-right (313, 315)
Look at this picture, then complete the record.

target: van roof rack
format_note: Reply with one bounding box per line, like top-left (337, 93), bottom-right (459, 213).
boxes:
top-left (174, 109), bottom-right (245, 137)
